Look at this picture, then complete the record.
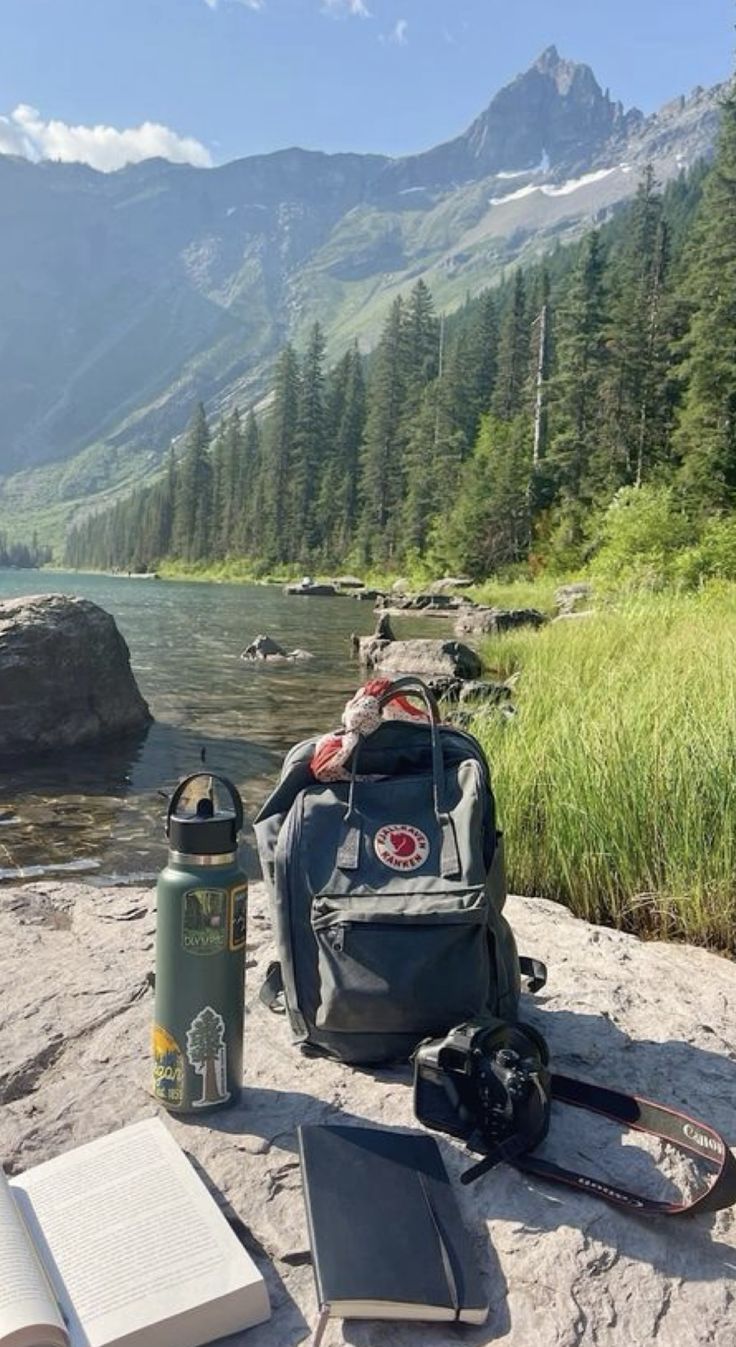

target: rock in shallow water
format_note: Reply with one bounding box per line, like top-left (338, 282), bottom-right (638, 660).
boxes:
top-left (0, 594), bottom-right (151, 757)
top-left (0, 879), bottom-right (733, 1345)
top-left (360, 637), bottom-right (482, 680)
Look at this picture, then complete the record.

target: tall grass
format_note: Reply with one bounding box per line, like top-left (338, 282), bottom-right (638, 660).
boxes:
top-left (473, 590), bottom-right (736, 950)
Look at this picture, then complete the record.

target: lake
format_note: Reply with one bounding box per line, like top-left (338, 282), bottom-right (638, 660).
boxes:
top-left (0, 570), bottom-right (438, 883)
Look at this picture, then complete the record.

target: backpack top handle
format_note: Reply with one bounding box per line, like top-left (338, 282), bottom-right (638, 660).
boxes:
top-left (377, 675), bottom-right (441, 724)
top-left (339, 676), bottom-right (460, 879)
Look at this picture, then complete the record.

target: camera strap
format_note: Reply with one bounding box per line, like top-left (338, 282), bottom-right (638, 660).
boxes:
top-left (465, 1073), bottom-right (736, 1215)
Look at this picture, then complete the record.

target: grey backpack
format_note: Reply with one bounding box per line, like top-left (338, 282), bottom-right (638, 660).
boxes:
top-left (254, 677), bottom-right (543, 1064)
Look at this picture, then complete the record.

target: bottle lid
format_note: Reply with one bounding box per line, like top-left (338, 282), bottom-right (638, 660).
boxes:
top-left (166, 775), bottom-right (244, 858)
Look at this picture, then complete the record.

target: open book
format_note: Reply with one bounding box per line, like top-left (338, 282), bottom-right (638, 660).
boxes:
top-left (0, 1117), bottom-right (270, 1347)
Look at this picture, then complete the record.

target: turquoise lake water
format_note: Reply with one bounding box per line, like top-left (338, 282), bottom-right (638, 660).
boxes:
top-left (0, 571), bottom-right (435, 882)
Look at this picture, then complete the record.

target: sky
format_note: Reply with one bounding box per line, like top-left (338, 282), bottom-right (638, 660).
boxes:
top-left (0, 0), bottom-right (732, 171)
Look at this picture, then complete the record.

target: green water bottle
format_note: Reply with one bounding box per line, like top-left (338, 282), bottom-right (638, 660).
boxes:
top-left (152, 774), bottom-right (248, 1113)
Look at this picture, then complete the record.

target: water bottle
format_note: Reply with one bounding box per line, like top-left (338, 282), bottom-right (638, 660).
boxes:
top-left (152, 774), bottom-right (248, 1113)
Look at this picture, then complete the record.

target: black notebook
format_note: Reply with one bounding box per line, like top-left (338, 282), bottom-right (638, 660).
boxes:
top-left (298, 1125), bottom-right (488, 1340)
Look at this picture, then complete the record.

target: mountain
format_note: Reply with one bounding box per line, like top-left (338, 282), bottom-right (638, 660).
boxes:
top-left (0, 47), bottom-right (723, 542)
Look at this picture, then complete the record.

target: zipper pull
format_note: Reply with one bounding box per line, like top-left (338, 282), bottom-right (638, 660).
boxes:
top-left (328, 924), bottom-right (345, 954)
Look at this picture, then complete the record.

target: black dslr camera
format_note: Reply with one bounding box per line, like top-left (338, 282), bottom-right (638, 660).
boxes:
top-left (413, 1018), bottom-right (552, 1184)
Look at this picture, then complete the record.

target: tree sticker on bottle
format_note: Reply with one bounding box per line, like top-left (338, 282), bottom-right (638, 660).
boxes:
top-left (186, 1006), bottom-right (230, 1107)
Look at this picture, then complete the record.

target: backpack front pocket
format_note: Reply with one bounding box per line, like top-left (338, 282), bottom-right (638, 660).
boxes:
top-left (310, 888), bottom-right (491, 1034)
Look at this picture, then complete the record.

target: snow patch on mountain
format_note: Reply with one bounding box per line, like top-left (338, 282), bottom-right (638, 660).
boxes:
top-left (491, 165), bottom-right (620, 207)
top-left (543, 166), bottom-right (618, 197)
top-left (489, 183), bottom-right (541, 205)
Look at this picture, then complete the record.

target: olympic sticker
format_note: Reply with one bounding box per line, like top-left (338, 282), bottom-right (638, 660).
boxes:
top-left (374, 824), bottom-right (430, 872)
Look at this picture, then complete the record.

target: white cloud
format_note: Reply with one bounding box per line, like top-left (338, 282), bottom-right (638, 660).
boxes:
top-left (204, 0), bottom-right (263, 9)
top-left (386, 18), bottom-right (408, 44)
top-left (322, 0), bottom-right (371, 16)
top-left (0, 105), bottom-right (212, 171)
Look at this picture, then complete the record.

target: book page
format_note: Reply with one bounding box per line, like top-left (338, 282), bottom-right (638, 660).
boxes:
top-left (11, 1118), bottom-right (268, 1347)
top-left (0, 1169), bottom-right (67, 1347)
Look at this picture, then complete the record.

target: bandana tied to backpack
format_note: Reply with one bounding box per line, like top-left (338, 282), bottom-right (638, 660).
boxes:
top-left (310, 679), bottom-right (432, 782)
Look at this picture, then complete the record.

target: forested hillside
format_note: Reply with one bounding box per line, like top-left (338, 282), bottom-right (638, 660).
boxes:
top-left (65, 80), bottom-right (736, 583)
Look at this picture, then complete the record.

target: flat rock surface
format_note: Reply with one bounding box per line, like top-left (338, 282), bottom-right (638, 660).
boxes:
top-left (0, 880), bottom-right (734, 1347)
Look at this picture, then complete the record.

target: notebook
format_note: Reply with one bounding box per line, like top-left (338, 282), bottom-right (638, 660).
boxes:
top-left (298, 1124), bottom-right (488, 1342)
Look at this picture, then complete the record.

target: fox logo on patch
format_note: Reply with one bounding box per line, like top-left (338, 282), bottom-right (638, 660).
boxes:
top-left (375, 824), bottom-right (430, 872)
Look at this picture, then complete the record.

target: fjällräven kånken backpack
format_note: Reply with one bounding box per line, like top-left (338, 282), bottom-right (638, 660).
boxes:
top-left (254, 677), bottom-right (539, 1064)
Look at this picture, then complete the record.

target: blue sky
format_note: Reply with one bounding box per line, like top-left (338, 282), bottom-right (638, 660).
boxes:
top-left (0, 0), bottom-right (732, 170)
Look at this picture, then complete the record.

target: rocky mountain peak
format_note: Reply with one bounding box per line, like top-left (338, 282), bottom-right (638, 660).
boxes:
top-left (446, 48), bottom-right (629, 179)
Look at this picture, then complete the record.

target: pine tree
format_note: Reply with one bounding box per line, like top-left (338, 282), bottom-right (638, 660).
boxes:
top-left (237, 409), bottom-right (261, 556)
top-left (491, 271), bottom-right (530, 420)
top-left (440, 416), bottom-right (533, 577)
top-left (599, 168), bottom-right (671, 491)
top-left (259, 345), bottom-right (300, 564)
top-left (675, 81), bottom-right (736, 507)
top-left (402, 379), bottom-right (465, 554)
top-left (318, 344), bottom-right (366, 560)
top-left (172, 403), bottom-right (211, 562)
top-left (358, 298), bottom-right (407, 563)
top-left (447, 291), bottom-right (498, 450)
top-left (292, 323), bottom-right (327, 560)
top-left (546, 232), bottom-right (608, 502)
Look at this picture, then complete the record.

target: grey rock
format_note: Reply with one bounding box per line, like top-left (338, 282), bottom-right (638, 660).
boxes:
top-left (357, 635), bottom-right (389, 666)
top-left (373, 613), bottom-right (395, 642)
top-left (424, 677), bottom-right (511, 706)
top-left (353, 589), bottom-right (386, 602)
top-left (363, 638), bottom-right (482, 680)
top-left (285, 582), bottom-right (338, 597)
top-left (459, 679), bottom-right (513, 705)
top-left (241, 635), bottom-right (290, 660)
top-left (1, 878), bottom-right (734, 1346)
top-left (379, 594), bottom-right (472, 618)
top-left (555, 582), bottom-right (593, 614)
top-left (455, 607), bottom-right (547, 637)
top-left (241, 635), bottom-right (314, 662)
top-left (427, 576), bottom-right (474, 593)
top-left (332, 576), bottom-right (365, 589)
top-left (0, 594), bottom-right (151, 758)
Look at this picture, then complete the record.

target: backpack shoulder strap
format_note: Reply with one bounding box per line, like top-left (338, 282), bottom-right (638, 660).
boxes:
top-left (519, 956), bottom-right (547, 994)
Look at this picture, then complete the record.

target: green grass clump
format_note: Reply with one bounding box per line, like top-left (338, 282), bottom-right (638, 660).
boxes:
top-left (473, 590), bottom-right (736, 950)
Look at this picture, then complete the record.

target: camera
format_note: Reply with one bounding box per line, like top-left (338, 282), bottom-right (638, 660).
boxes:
top-left (413, 1018), bottom-right (552, 1183)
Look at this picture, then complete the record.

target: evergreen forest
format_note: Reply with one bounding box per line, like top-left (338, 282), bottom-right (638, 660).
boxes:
top-left (0, 533), bottom-right (52, 570)
top-left (65, 80), bottom-right (736, 584)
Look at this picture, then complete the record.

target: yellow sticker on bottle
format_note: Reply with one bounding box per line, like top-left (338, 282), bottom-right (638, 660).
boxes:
top-left (152, 1025), bottom-right (184, 1107)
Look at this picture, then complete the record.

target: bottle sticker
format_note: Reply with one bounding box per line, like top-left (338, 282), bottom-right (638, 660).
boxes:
top-left (152, 1025), bottom-right (184, 1108)
top-left (230, 885), bottom-right (247, 951)
top-left (186, 1006), bottom-right (230, 1108)
top-left (182, 888), bottom-right (228, 955)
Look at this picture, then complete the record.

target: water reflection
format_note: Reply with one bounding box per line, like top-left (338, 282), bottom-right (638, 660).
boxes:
top-left (0, 571), bottom-right (439, 881)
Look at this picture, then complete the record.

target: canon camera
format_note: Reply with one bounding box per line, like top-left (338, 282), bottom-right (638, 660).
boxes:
top-left (413, 1018), bottom-right (552, 1183)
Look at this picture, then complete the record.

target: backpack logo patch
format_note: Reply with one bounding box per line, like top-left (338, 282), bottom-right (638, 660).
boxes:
top-left (375, 824), bottom-right (430, 872)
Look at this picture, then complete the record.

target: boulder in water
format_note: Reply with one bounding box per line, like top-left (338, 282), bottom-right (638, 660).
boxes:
top-left (284, 581), bottom-right (338, 597)
top-left (361, 637), bottom-right (482, 680)
top-left (241, 635), bottom-right (313, 663)
top-left (0, 593), bottom-right (151, 757)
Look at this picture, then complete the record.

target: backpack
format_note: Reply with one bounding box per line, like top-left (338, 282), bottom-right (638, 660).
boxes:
top-left (254, 676), bottom-right (543, 1064)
